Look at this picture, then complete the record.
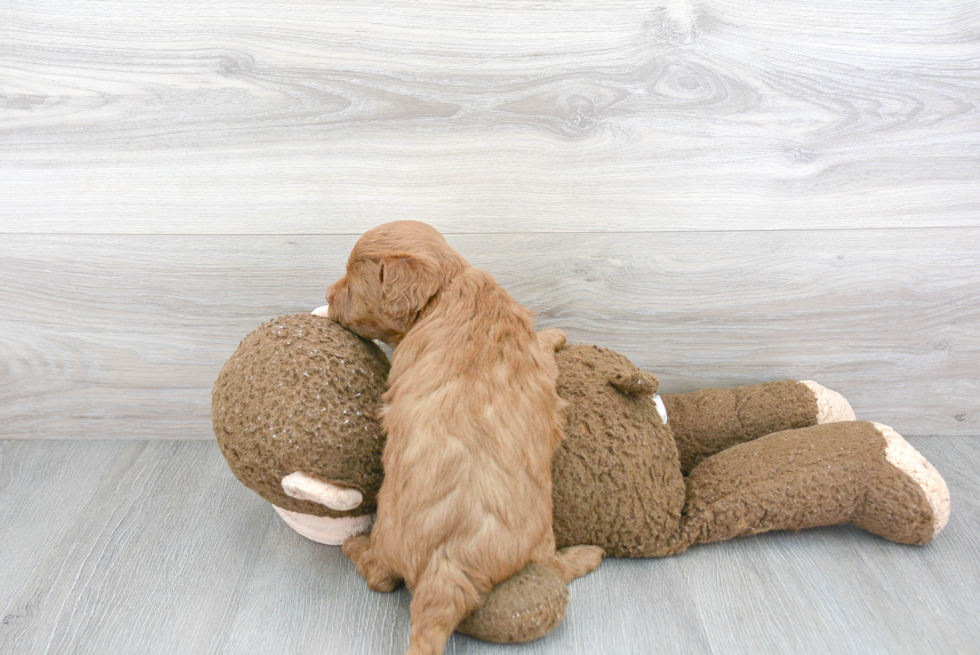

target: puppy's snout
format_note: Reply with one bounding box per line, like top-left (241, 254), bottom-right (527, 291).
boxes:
top-left (326, 279), bottom-right (347, 321)
top-left (326, 279), bottom-right (343, 304)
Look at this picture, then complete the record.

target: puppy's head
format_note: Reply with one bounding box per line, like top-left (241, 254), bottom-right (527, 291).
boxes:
top-left (327, 221), bottom-right (464, 344)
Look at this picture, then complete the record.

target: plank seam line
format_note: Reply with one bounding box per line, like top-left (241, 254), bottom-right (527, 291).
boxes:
top-left (2, 225), bottom-right (980, 238)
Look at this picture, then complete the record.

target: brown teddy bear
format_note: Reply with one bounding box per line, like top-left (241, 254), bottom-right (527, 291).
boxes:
top-left (212, 311), bottom-right (950, 644)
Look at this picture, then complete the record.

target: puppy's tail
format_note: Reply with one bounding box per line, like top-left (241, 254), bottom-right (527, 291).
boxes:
top-left (406, 555), bottom-right (487, 655)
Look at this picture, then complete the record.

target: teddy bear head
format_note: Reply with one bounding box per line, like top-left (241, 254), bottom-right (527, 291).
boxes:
top-left (212, 313), bottom-right (389, 521)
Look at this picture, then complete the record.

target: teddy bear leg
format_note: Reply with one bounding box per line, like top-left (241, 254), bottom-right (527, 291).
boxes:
top-left (679, 421), bottom-right (949, 548)
top-left (453, 540), bottom-right (601, 644)
top-left (851, 423), bottom-right (950, 542)
top-left (456, 563), bottom-right (569, 644)
top-left (662, 380), bottom-right (855, 474)
top-left (342, 534), bottom-right (402, 593)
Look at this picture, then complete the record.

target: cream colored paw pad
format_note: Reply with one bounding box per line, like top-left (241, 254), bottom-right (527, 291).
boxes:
top-left (801, 380), bottom-right (856, 423)
top-left (873, 422), bottom-right (951, 535)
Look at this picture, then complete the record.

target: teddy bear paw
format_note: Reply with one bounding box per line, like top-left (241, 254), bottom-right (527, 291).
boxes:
top-left (801, 380), bottom-right (856, 423)
top-left (872, 422), bottom-right (951, 536)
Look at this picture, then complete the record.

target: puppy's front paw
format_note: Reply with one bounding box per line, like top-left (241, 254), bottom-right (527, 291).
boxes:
top-left (343, 535), bottom-right (401, 592)
top-left (342, 534), bottom-right (370, 561)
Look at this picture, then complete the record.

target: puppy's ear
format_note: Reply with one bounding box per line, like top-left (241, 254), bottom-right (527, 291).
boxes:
top-left (379, 254), bottom-right (441, 319)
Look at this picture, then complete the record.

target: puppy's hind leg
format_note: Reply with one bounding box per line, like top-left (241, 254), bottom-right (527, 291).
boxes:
top-left (550, 545), bottom-right (604, 583)
top-left (537, 328), bottom-right (567, 353)
top-left (532, 532), bottom-right (604, 584)
top-left (342, 535), bottom-right (402, 593)
top-left (406, 557), bottom-right (487, 655)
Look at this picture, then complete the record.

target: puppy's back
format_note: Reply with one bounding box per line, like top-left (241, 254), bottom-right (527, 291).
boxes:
top-left (377, 265), bottom-right (564, 584)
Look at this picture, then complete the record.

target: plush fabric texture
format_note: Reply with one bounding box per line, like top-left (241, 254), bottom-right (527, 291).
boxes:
top-left (213, 322), bottom-right (944, 645)
top-left (662, 381), bottom-right (819, 475)
top-left (456, 563), bottom-right (568, 644)
top-left (551, 345), bottom-right (686, 558)
top-left (681, 421), bottom-right (936, 546)
top-left (212, 314), bottom-right (389, 517)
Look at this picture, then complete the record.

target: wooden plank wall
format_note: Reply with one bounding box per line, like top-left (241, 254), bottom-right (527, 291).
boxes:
top-left (1, 0), bottom-right (978, 438)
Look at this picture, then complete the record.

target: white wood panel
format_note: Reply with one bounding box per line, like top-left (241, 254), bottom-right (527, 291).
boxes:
top-left (1, 230), bottom-right (976, 439)
top-left (1, 0), bottom-right (978, 233)
top-left (0, 438), bottom-right (976, 654)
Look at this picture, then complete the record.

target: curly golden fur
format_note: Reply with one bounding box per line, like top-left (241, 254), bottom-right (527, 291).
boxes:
top-left (327, 221), bottom-right (602, 655)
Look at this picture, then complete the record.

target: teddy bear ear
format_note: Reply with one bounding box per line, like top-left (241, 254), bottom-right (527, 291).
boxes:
top-left (609, 370), bottom-right (659, 397)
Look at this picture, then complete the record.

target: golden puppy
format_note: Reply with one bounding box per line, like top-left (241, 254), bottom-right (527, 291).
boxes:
top-left (328, 221), bottom-right (602, 655)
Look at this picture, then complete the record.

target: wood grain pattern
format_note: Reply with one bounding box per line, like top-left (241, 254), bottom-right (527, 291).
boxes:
top-left (2, 230), bottom-right (977, 439)
top-left (0, 441), bottom-right (274, 655)
top-left (0, 437), bottom-right (976, 654)
top-left (677, 435), bottom-right (980, 655)
top-left (0, 440), bottom-right (142, 617)
top-left (2, 3), bottom-right (976, 652)
top-left (2, 0), bottom-right (979, 233)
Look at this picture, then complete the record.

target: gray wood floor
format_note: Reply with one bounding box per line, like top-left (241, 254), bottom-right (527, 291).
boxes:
top-left (1, 437), bottom-right (977, 655)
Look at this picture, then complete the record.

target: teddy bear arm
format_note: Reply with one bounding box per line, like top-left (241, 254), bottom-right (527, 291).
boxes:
top-left (677, 421), bottom-right (948, 549)
top-left (609, 370), bottom-right (659, 397)
top-left (662, 380), bottom-right (852, 475)
top-left (591, 350), bottom-right (659, 397)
